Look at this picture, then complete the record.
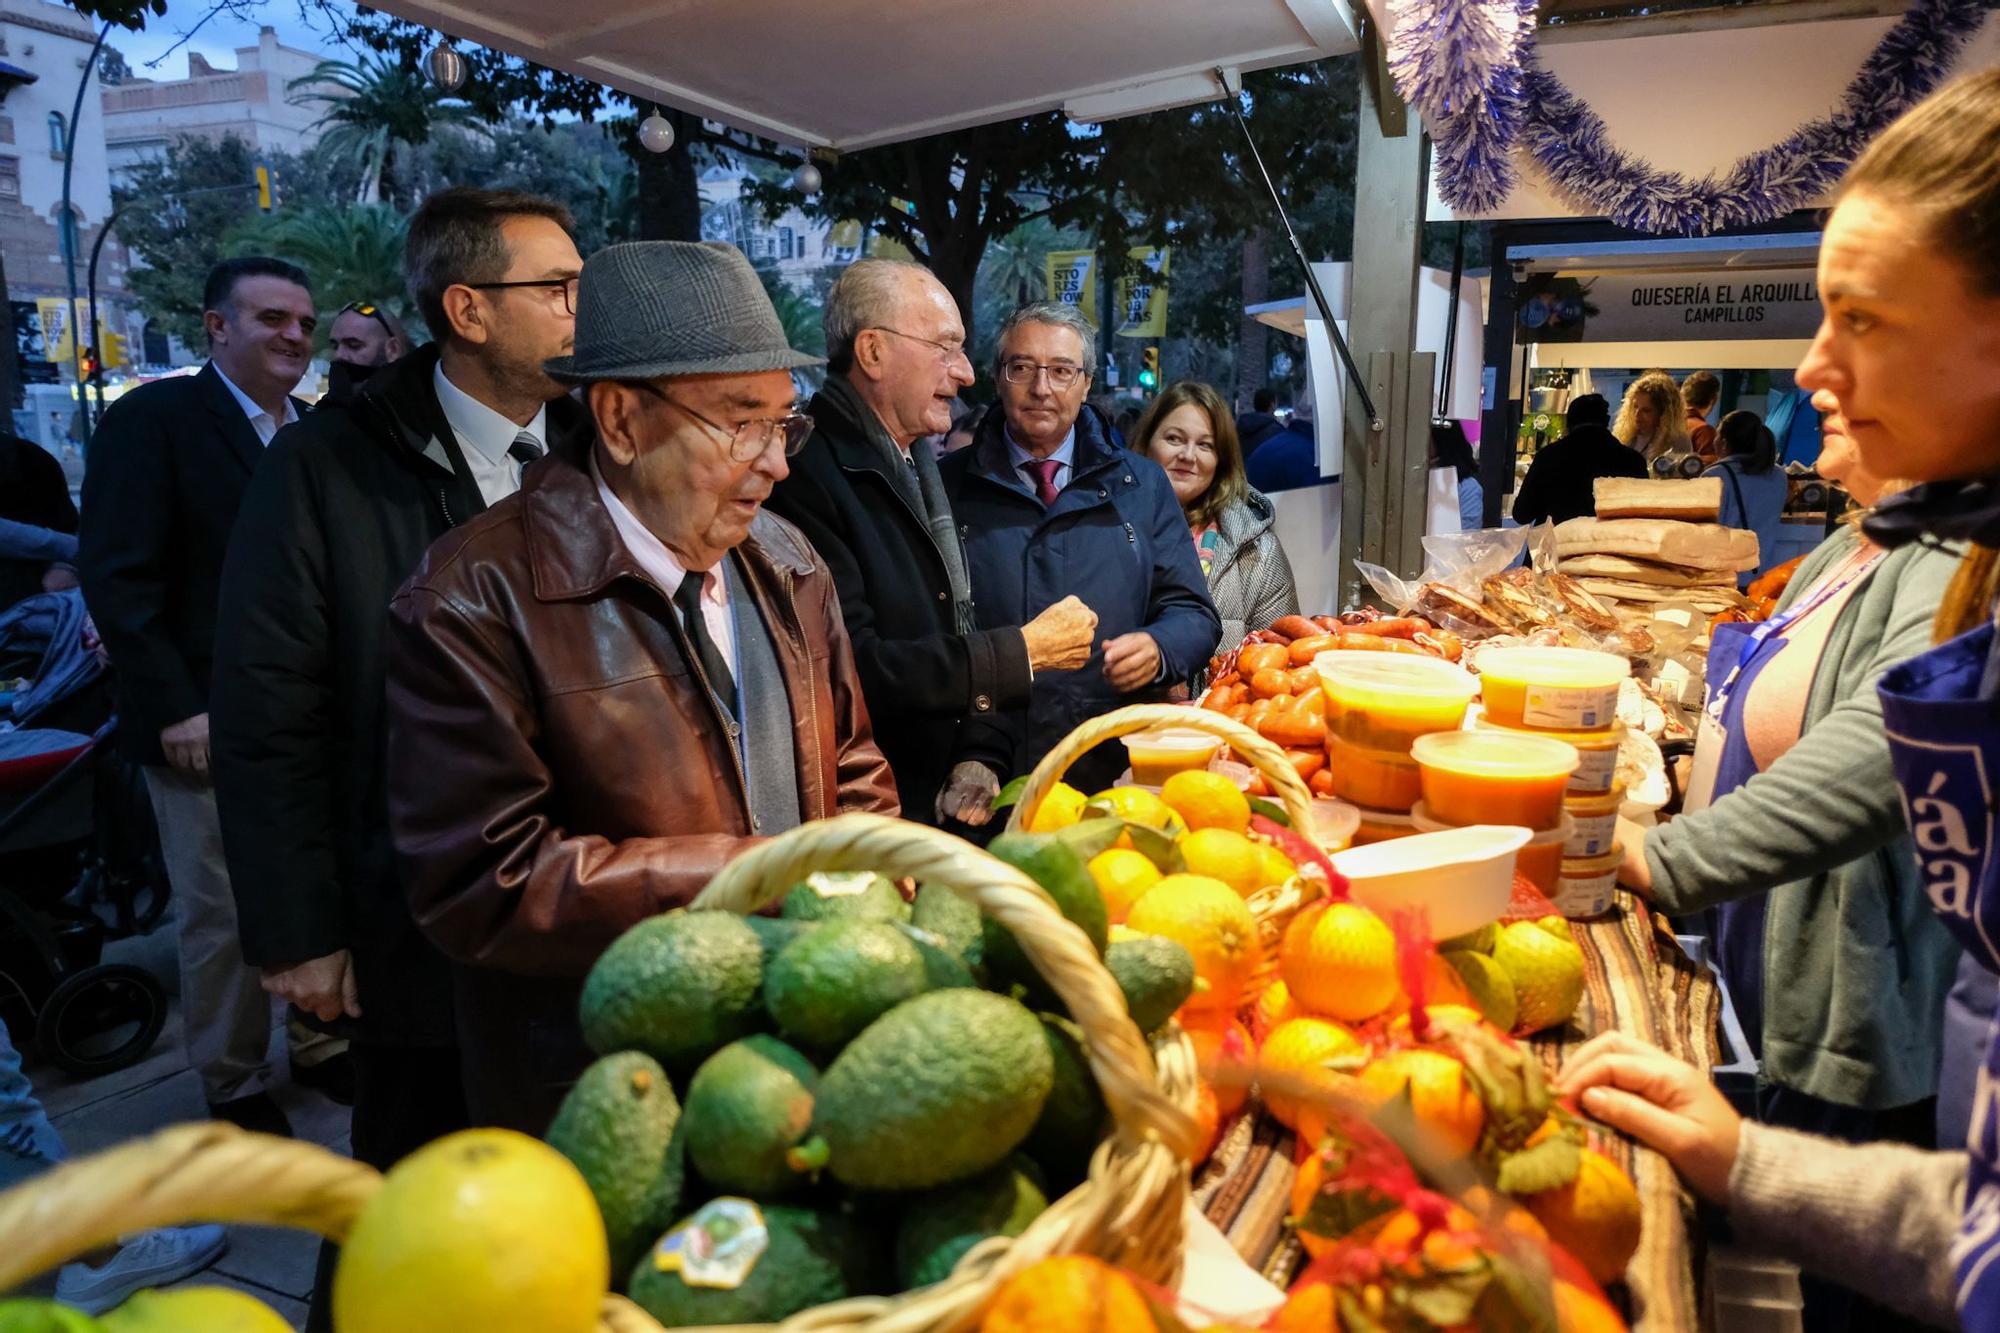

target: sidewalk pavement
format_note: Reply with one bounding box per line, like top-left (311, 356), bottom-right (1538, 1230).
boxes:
top-left (30, 908), bottom-right (350, 1328)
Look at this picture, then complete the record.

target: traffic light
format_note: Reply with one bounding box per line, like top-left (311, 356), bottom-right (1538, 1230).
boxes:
top-left (255, 163), bottom-right (273, 212)
top-left (79, 347), bottom-right (99, 382)
top-left (1138, 346), bottom-right (1160, 390)
top-left (100, 328), bottom-right (127, 370)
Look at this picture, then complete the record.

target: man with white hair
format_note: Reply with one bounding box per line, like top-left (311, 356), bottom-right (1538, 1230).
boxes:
top-left (768, 259), bottom-right (1096, 824)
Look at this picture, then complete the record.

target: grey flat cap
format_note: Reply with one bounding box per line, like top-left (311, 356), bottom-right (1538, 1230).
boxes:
top-left (545, 241), bottom-right (824, 382)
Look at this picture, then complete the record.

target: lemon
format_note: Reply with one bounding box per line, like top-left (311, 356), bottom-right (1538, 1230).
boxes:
top-left (1160, 770), bottom-right (1250, 834)
top-left (1492, 920), bottom-right (1585, 1035)
top-left (1279, 900), bottom-right (1401, 1022)
top-left (1257, 843), bottom-right (1298, 889)
top-left (1179, 828), bottom-right (1267, 898)
top-left (1088, 786), bottom-right (1186, 837)
top-left (99, 1289), bottom-right (288, 1332)
top-left (334, 1128), bottom-right (607, 1333)
top-left (1026, 781), bottom-right (1088, 832)
top-left (3, 1298), bottom-right (108, 1331)
top-left (1088, 847), bottom-right (1163, 924)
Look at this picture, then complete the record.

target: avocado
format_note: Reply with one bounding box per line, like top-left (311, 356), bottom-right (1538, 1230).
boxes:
top-left (744, 915), bottom-right (816, 961)
top-left (627, 1201), bottom-right (877, 1326)
top-left (1023, 1015), bottom-right (1105, 1191)
top-left (0, 1300), bottom-right (105, 1332)
top-left (544, 1051), bottom-right (683, 1275)
top-left (894, 1159), bottom-right (1048, 1290)
top-left (812, 989), bottom-right (1053, 1191)
top-left (763, 921), bottom-right (938, 1052)
top-left (910, 883), bottom-right (984, 966)
top-left (1104, 936), bottom-right (1197, 1033)
top-left (980, 832), bottom-right (1108, 1003)
top-left (579, 911), bottom-right (765, 1072)
top-left (681, 1035), bottom-right (821, 1196)
top-left (780, 872), bottom-right (909, 923)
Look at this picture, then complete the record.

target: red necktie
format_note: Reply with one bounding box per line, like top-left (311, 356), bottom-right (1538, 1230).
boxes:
top-left (1022, 457), bottom-right (1062, 507)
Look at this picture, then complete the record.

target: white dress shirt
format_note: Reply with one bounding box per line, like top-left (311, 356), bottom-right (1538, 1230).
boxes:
top-left (433, 363), bottom-right (548, 509)
top-left (1005, 425), bottom-right (1077, 496)
top-left (212, 363), bottom-right (299, 446)
top-left (594, 464), bottom-right (738, 674)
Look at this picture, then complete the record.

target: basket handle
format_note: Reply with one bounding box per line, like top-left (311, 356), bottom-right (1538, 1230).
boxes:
top-left (0, 1123), bottom-right (378, 1294)
top-left (694, 812), bottom-right (1197, 1159)
top-left (1004, 703), bottom-right (1317, 838)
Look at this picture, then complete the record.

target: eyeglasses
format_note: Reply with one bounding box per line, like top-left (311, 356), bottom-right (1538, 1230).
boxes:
top-left (337, 301), bottom-right (396, 337)
top-left (468, 276), bottom-right (581, 315)
top-left (631, 382), bottom-right (815, 462)
top-left (1000, 358), bottom-right (1087, 390)
top-left (869, 326), bottom-right (969, 365)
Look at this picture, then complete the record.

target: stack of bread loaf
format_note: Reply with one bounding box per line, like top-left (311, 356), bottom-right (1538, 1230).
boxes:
top-left (1552, 479), bottom-right (1757, 617)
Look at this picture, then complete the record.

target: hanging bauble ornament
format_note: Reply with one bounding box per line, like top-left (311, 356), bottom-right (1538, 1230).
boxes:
top-left (638, 109), bottom-right (676, 154)
top-left (423, 42), bottom-right (466, 94)
top-left (792, 161), bottom-right (822, 195)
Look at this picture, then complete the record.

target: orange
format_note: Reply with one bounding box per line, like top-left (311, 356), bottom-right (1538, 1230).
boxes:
top-left (979, 1254), bottom-right (1157, 1333)
top-left (1554, 1277), bottom-right (1630, 1333)
top-left (1355, 1049), bottom-right (1486, 1158)
top-left (1257, 1017), bottom-right (1366, 1130)
top-left (1287, 1147), bottom-right (1346, 1260)
top-left (1183, 1013), bottom-right (1254, 1116)
top-left (1125, 874), bottom-right (1261, 1015)
top-left (1253, 978), bottom-right (1307, 1038)
top-left (1370, 1203), bottom-right (1483, 1272)
top-left (1161, 769), bottom-right (1251, 834)
top-left (1384, 1003), bottom-right (1487, 1046)
top-left (1087, 848), bottom-right (1163, 924)
top-left (1269, 1281), bottom-right (1338, 1333)
top-left (1525, 1148), bottom-right (1642, 1287)
top-left (1027, 781), bottom-right (1089, 832)
top-left (1280, 901), bottom-right (1401, 1022)
top-left (1178, 828), bottom-right (1266, 898)
top-left (1190, 1081), bottom-right (1222, 1163)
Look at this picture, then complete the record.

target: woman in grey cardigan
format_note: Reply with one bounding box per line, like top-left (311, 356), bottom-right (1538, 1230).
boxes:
top-left (1127, 381), bottom-right (1299, 649)
top-left (1618, 399), bottom-right (1959, 1142)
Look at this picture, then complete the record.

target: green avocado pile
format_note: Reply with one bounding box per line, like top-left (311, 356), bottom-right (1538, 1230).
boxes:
top-left (546, 833), bottom-right (1196, 1328)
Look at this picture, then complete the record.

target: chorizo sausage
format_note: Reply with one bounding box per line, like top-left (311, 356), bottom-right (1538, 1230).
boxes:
top-left (1238, 643), bottom-right (1291, 675)
top-left (1309, 767), bottom-right (1335, 797)
top-left (1342, 616), bottom-right (1427, 639)
top-left (1286, 633), bottom-right (1341, 666)
top-left (1249, 667), bottom-right (1292, 699)
top-left (1268, 615), bottom-right (1322, 642)
top-left (1285, 749), bottom-right (1327, 781)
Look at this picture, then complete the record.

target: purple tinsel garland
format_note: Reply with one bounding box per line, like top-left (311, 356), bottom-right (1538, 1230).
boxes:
top-left (1392, 0), bottom-right (1988, 233)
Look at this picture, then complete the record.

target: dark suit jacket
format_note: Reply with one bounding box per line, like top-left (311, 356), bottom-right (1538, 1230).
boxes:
top-left (765, 384), bottom-right (1031, 821)
top-left (78, 363), bottom-right (307, 765)
top-left (1510, 423), bottom-right (1649, 527)
top-left (0, 434), bottom-right (77, 609)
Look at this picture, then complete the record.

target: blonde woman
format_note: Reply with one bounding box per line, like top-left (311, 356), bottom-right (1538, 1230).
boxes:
top-left (1127, 380), bottom-right (1299, 647)
top-left (1612, 370), bottom-right (1692, 461)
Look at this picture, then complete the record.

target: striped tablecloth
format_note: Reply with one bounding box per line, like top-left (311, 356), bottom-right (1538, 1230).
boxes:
top-left (1195, 892), bottom-right (1720, 1330)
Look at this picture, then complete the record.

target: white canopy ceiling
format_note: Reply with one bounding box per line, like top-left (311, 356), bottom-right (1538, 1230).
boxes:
top-left (367, 0), bottom-right (1359, 149)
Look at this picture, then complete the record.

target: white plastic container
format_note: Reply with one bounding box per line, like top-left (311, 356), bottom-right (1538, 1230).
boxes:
top-left (1329, 825), bottom-right (1533, 940)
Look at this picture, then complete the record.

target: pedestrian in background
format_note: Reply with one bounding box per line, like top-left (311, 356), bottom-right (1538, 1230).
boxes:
top-left (78, 256), bottom-right (334, 1138)
top-left (321, 299), bottom-right (410, 403)
top-left (1614, 370), bottom-right (1693, 462)
top-left (1705, 410), bottom-right (1792, 587)
top-left (1683, 369), bottom-right (1722, 461)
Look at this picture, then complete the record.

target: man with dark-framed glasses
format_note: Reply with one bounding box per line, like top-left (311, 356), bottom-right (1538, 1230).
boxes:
top-left (381, 241), bottom-right (897, 1132)
top-left (939, 302), bottom-right (1219, 800)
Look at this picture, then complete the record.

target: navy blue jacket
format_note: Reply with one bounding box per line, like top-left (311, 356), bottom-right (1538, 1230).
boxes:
top-left (1244, 421), bottom-right (1325, 494)
top-left (939, 405), bottom-right (1220, 793)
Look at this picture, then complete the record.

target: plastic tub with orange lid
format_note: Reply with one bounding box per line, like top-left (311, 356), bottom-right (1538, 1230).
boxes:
top-left (1477, 647), bottom-right (1629, 733)
top-left (1474, 715), bottom-right (1624, 795)
top-left (1410, 730), bottom-right (1580, 832)
top-left (1563, 783), bottom-right (1626, 859)
top-left (1556, 846), bottom-right (1621, 919)
top-left (1326, 733), bottom-right (1423, 811)
top-left (1314, 651), bottom-right (1478, 751)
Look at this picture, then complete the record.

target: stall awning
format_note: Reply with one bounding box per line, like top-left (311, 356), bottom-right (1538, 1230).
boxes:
top-left (366, 0), bottom-right (1358, 149)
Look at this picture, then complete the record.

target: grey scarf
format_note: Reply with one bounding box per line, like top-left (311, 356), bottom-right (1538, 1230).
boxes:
top-left (821, 375), bottom-right (975, 633)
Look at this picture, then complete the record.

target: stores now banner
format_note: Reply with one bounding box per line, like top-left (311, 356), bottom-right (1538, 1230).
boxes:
top-left (1045, 247), bottom-right (1171, 336)
top-left (1516, 268), bottom-right (1821, 343)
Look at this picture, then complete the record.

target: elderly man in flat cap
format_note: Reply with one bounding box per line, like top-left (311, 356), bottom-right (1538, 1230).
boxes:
top-left (383, 241), bottom-right (899, 1132)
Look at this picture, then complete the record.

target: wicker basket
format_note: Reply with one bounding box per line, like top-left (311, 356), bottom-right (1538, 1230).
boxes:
top-left (0, 813), bottom-right (1200, 1333)
top-left (1002, 703), bottom-right (1327, 1006)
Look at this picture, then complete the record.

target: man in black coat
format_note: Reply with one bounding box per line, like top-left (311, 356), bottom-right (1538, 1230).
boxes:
top-left (766, 259), bottom-right (1097, 821)
top-left (0, 433), bottom-right (78, 609)
top-left (1511, 392), bottom-right (1649, 526)
top-left (77, 256), bottom-right (319, 1136)
top-left (209, 188), bottom-right (583, 1329)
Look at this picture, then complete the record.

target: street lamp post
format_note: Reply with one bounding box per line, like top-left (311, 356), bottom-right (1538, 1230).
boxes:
top-left (59, 20), bottom-right (112, 438)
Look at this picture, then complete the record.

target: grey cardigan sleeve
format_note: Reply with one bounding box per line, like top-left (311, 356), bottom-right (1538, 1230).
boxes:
top-left (1729, 1121), bottom-right (1964, 1327)
top-left (1643, 539), bottom-right (1960, 913)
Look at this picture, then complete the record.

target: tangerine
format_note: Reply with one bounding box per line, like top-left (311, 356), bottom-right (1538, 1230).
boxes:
top-left (1280, 901), bottom-right (1400, 1022)
top-left (1125, 874), bottom-right (1261, 1015)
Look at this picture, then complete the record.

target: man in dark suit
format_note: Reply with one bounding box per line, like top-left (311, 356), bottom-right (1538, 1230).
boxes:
top-left (77, 256), bottom-right (322, 1136)
top-left (766, 258), bottom-right (1097, 822)
top-left (1510, 392), bottom-right (1648, 526)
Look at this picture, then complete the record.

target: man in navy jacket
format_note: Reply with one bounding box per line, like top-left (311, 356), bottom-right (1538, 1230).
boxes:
top-left (937, 303), bottom-right (1220, 813)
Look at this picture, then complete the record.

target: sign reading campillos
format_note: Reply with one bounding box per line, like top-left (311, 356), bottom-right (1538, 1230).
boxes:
top-left (1517, 269), bottom-right (1822, 343)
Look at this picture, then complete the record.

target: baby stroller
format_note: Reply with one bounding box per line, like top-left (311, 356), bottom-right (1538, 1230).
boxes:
top-left (0, 589), bottom-right (169, 1076)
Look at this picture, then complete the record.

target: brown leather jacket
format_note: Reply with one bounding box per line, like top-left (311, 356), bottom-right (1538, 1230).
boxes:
top-left (384, 439), bottom-right (898, 1130)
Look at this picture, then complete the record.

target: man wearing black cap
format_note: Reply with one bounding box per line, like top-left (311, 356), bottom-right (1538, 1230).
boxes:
top-left (1511, 393), bottom-right (1648, 526)
top-left (382, 241), bottom-right (898, 1133)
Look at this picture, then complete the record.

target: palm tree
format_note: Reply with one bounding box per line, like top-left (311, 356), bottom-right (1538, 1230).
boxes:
top-left (290, 54), bottom-right (476, 205)
top-left (230, 203), bottom-right (413, 322)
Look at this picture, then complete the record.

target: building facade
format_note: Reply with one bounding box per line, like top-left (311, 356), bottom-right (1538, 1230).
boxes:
top-left (0, 0), bottom-right (135, 394)
top-left (99, 27), bottom-right (328, 181)
top-left (699, 163), bottom-right (852, 293)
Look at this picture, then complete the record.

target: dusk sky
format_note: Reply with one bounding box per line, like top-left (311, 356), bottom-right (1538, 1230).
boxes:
top-left (107, 0), bottom-right (364, 79)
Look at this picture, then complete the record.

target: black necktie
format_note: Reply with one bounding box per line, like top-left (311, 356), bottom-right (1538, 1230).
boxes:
top-left (672, 570), bottom-right (737, 720)
top-left (508, 431), bottom-right (544, 466)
